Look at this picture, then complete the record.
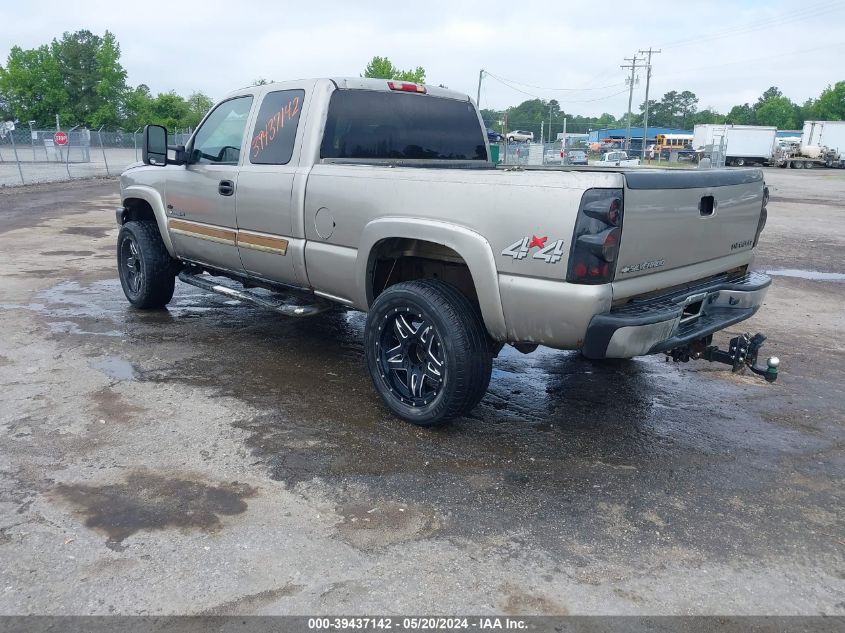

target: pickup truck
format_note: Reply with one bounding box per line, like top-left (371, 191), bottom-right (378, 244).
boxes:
top-left (116, 77), bottom-right (778, 427)
top-left (596, 151), bottom-right (641, 167)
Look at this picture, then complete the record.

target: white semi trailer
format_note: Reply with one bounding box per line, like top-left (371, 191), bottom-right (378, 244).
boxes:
top-left (693, 124), bottom-right (777, 166)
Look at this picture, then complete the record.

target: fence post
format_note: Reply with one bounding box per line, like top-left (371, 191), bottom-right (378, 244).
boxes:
top-left (97, 126), bottom-right (110, 176)
top-left (9, 132), bottom-right (25, 185)
top-left (65, 134), bottom-right (72, 179)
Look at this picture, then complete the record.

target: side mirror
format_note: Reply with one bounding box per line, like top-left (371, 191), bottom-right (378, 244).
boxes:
top-left (142, 124), bottom-right (168, 166)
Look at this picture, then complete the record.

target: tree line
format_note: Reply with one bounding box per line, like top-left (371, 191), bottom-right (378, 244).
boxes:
top-left (0, 30), bottom-right (214, 131)
top-left (2, 35), bottom-right (843, 140)
top-left (481, 81), bottom-right (845, 143)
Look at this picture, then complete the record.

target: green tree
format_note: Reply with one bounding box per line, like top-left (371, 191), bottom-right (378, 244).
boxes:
top-left (810, 81), bottom-right (845, 120)
top-left (52, 30), bottom-right (127, 126)
top-left (0, 44), bottom-right (66, 126)
top-left (756, 95), bottom-right (799, 128)
top-left (0, 30), bottom-right (127, 128)
top-left (185, 92), bottom-right (214, 128)
top-left (726, 103), bottom-right (755, 125)
top-left (91, 31), bottom-right (127, 127)
top-left (362, 56), bottom-right (426, 83)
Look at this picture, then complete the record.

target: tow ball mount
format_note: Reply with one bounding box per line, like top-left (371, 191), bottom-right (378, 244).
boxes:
top-left (666, 333), bottom-right (780, 383)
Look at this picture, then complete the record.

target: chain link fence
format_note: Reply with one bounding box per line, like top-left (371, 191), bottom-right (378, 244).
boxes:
top-left (0, 126), bottom-right (192, 187)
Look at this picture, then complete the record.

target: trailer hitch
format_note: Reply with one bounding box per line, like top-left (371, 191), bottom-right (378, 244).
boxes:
top-left (666, 333), bottom-right (779, 383)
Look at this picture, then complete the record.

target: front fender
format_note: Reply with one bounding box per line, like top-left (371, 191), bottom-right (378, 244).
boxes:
top-left (357, 217), bottom-right (508, 340)
top-left (121, 184), bottom-right (175, 257)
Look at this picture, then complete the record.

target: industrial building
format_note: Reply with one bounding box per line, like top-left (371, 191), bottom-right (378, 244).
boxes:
top-left (587, 126), bottom-right (692, 150)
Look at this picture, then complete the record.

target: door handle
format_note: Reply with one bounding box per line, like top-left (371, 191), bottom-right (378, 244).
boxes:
top-left (218, 180), bottom-right (235, 196)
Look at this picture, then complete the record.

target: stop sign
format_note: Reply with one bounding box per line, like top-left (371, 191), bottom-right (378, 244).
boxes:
top-left (54, 131), bottom-right (68, 146)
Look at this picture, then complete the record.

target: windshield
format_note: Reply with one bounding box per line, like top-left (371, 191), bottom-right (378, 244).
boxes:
top-left (321, 90), bottom-right (487, 161)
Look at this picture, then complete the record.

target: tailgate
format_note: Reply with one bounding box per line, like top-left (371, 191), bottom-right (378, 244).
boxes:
top-left (615, 169), bottom-right (764, 280)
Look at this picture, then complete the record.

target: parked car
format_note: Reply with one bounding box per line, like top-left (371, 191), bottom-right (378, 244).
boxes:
top-left (544, 149), bottom-right (562, 164)
top-left (118, 77), bottom-right (776, 426)
top-left (506, 130), bottom-right (533, 143)
top-left (566, 150), bottom-right (588, 165)
top-left (486, 128), bottom-right (503, 143)
top-left (596, 150), bottom-right (641, 167)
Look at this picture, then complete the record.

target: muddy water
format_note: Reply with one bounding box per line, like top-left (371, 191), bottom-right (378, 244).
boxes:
top-left (24, 276), bottom-right (840, 564)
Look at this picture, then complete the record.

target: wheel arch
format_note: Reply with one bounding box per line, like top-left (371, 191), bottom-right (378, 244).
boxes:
top-left (357, 218), bottom-right (507, 340)
top-left (120, 185), bottom-right (175, 257)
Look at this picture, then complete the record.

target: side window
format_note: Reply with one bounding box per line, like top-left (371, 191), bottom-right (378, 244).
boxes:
top-left (189, 96), bottom-right (253, 165)
top-left (249, 89), bottom-right (305, 165)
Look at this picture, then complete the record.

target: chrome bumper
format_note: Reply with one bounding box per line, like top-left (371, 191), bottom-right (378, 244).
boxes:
top-left (582, 271), bottom-right (771, 359)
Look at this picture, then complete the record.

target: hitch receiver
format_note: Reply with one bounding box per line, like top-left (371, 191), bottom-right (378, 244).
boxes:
top-left (666, 332), bottom-right (779, 383)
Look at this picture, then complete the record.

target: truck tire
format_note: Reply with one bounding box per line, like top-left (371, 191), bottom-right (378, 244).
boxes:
top-left (791, 160), bottom-right (804, 169)
top-left (117, 220), bottom-right (177, 308)
top-left (364, 279), bottom-right (493, 426)
top-left (804, 161), bottom-right (813, 169)
top-left (735, 157), bottom-right (745, 166)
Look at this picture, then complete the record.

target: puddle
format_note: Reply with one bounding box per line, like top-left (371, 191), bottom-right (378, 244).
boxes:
top-left (55, 471), bottom-right (256, 548)
top-left (765, 269), bottom-right (845, 281)
top-left (92, 357), bottom-right (136, 381)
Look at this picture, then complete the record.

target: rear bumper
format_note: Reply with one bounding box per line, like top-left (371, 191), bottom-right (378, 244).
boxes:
top-left (582, 271), bottom-right (771, 359)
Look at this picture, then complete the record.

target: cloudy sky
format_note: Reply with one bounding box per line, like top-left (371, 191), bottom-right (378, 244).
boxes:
top-left (4, 0), bottom-right (844, 117)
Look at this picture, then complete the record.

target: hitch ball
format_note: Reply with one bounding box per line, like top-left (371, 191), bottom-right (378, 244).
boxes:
top-left (765, 356), bottom-right (780, 383)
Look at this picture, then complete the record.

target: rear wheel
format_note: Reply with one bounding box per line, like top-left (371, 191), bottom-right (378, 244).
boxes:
top-left (735, 157), bottom-right (746, 166)
top-left (804, 160), bottom-right (813, 169)
top-left (791, 160), bottom-right (804, 169)
top-left (364, 280), bottom-right (493, 426)
top-left (117, 220), bottom-right (177, 308)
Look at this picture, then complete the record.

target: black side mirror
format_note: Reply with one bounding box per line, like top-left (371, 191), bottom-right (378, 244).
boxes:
top-left (142, 124), bottom-right (167, 166)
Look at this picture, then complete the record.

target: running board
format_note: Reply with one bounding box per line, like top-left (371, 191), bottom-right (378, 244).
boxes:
top-left (177, 271), bottom-right (333, 317)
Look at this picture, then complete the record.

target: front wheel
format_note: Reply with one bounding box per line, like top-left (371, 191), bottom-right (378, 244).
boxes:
top-left (117, 220), bottom-right (177, 308)
top-left (364, 280), bottom-right (493, 426)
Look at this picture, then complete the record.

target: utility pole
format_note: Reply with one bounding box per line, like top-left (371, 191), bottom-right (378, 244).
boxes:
top-left (638, 48), bottom-right (661, 160)
top-left (621, 54), bottom-right (640, 152)
top-left (476, 69), bottom-right (484, 108)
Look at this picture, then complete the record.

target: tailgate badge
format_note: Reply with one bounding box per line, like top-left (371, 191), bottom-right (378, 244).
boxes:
top-left (620, 259), bottom-right (665, 274)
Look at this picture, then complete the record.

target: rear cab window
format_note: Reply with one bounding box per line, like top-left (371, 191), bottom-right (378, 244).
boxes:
top-left (249, 89), bottom-right (305, 165)
top-left (320, 90), bottom-right (487, 161)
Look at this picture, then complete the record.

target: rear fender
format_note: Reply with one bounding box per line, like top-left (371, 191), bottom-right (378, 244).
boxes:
top-left (358, 217), bottom-right (508, 340)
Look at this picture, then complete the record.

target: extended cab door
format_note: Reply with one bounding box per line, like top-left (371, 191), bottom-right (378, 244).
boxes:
top-left (235, 87), bottom-right (308, 287)
top-left (165, 95), bottom-right (253, 274)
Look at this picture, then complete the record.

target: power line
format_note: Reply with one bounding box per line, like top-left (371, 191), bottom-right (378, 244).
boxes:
top-left (620, 54), bottom-right (641, 151)
top-left (657, 1), bottom-right (844, 50)
top-left (482, 71), bottom-right (625, 92)
top-left (484, 72), bottom-right (629, 104)
top-left (638, 48), bottom-right (661, 160)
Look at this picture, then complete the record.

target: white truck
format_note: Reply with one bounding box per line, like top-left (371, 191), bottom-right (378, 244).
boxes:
top-left (795, 121), bottom-right (845, 167)
top-left (772, 120), bottom-right (844, 169)
top-left (693, 124), bottom-right (777, 167)
top-left (595, 151), bottom-right (640, 167)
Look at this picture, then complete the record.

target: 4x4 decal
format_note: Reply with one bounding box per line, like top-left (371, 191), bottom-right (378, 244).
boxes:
top-left (502, 235), bottom-right (566, 264)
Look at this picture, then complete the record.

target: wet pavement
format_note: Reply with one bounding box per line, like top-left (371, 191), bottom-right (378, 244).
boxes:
top-left (0, 173), bottom-right (843, 615)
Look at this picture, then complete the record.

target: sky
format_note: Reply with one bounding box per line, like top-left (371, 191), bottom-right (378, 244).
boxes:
top-left (2, 0), bottom-right (844, 118)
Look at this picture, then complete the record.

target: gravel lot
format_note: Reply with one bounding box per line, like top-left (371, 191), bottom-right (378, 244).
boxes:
top-left (0, 169), bottom-right (842, 615)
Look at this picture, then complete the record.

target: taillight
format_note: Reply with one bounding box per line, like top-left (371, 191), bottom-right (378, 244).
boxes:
top-left (387, 81), bottom-right (427, 94)
top-left (567, 188), bottom-right (623, 284)
top-left (753, 185), bottom-right (768, 247)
